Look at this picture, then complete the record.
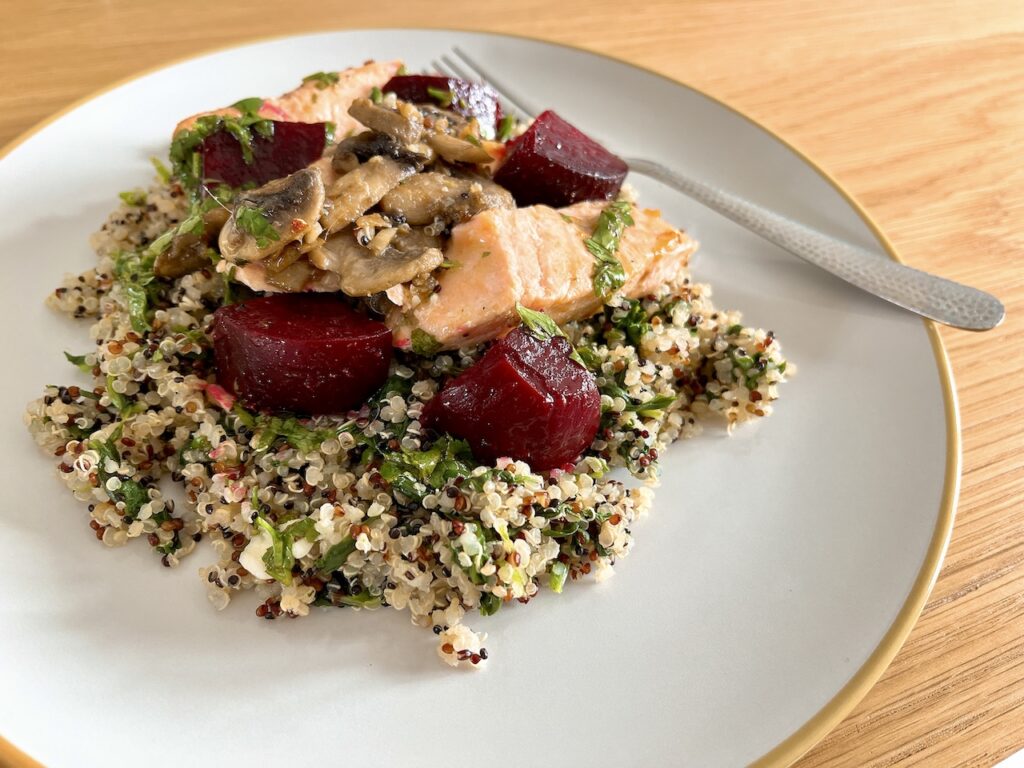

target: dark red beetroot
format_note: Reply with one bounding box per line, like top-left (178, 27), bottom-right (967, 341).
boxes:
top-left (212, 295), bottom-right (391, 415)
top-left (493, 110), bottom-right (628, 208)
top-left (422, 327), bottom-right (601, 470)
top-left (382, 75), bottom-right (502, 139)
top-left (202, 121), bottom-right (328, 187)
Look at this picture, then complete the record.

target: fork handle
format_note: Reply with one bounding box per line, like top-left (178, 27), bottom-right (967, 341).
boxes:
top-left (625, 157), bottom-right (1004, 331)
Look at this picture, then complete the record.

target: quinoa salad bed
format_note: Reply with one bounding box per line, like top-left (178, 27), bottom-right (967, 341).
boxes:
top-left (26, 179), bottom-right (791, 668)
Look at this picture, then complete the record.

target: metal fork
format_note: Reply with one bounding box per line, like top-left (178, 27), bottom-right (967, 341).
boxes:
top-left (433, 48), bottom-right (1004, 331)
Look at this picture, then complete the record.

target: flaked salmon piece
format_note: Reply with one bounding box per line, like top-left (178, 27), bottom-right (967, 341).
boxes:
top-left (174, 60), bottom-right (402, 136)
top-left (389, 202), bottom-right (696, 349)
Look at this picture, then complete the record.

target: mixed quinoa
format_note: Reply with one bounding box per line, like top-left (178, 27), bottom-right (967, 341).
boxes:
top-left (26, 179), bottom-right (790, 668)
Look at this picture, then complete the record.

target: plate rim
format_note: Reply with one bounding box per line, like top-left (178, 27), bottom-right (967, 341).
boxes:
top-left (0, 27), bottom-right (960, 768)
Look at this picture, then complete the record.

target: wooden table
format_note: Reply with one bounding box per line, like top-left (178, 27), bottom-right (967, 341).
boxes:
top-left (2, 1), bottom-right (1021, 765)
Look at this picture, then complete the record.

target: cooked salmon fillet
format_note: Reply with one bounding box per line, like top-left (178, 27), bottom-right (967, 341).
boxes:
top-left (174, 60), bottom-right (402, 136)
top-left (389, 202), bottom-right (697, 349)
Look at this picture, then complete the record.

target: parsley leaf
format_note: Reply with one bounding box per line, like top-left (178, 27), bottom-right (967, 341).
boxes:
top-left (549, 560), bottom-right (569, 593)
top-left (515, 304), bottom-right (586, 367)
top-left (119, 189), bottom-right (147, 206)
top-left (426, 86), bottom-right (453, 107)
top-left (379, 436), bottom-right (476, 502)
top-left (247, 413), bottom-right (345, 454)
top-left (610, 298), bottom-right (651, 347)
top-left (411, 329), bottom-right (442, 357)
top-left (64, 351), bottom-right (92, 373)
top-left (302, 71), bottom-right (340, 89)
top-left (233, 206), bottom-right (280, 249)
top-left (315, 536), bottom-right (357, 573)
top-left (623, 394), bottom-right (676, 413)
top-left (254, 514), bottom-right (295, 585)
top-left (587, 200), bottom-right (634, 300)
top-left (167, 98), bottom-right (273, 195)
top-left (370, 86), bottom-right (383, 104)
top-left (89, 434), bottom-right (150, 521)
top-left (150, 157), bottom-right (171, 184)
top-left (112, 249), bottom-right (160, 333)
top-left (497, 114), bottom-right (516, 142)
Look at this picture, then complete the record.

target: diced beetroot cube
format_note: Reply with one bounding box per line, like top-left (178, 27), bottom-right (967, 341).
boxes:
top-left (493, 110), bottom-right (628, 207)
top-left (212, 295), bottom-right (392, 415)
top-left (202, 121), bottom-right (328, 188)
top-left (422, 327), bottom-right (600, 470)
top-left (382, 75), bottom-right (502, 138)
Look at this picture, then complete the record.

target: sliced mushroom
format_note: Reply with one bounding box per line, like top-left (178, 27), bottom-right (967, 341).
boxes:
top-left (332, 130), bottom-right (431, 174)
top-left (322, 156), bottom-right (416, 234)
top-left (154, 207), bottom-right (230, 278)
top-left (264, 258), bottom-right (316, 292)
top-left (219, 168), bottom-right (326, 263)
top-left (310, 228), bottom-right (443, 296)
top-left (378, 172), bottom-right (514, 226)
top-left (426, 132), bottom-right (493, 165)
top-left (262, 242), bottom-right (303, 275)
top-left (348, 98), bottom-right (424, 145)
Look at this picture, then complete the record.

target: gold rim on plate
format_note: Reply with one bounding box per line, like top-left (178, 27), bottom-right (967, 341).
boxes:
top-left (0, 27), bottom-right (959, 768)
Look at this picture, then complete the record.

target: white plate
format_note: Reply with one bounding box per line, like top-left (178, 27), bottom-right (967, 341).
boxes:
top-left (0, 30), bottom-right (957, 767)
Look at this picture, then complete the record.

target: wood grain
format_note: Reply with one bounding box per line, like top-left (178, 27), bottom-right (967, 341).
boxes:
top-left (1, 1), bottom-right (1022, 765)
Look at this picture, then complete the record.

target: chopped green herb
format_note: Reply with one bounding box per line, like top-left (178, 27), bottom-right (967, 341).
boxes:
top-left (254, 514), bottom-right (295, 585)
top-left (611, 299), bottom-right (651, 347)
top-left (479, 592), bottom-right (501, 616)
top-left (481, 250), bottom-right (491, 258)
top-left (624, 394), bottom-right (676, 414)
top-left (90, 435), bottom-right (149, 521)
top-left (515, 304), bottom-right (587, 367)
top-left (334, 593), bottom-right (382, 608)
top-left (411, 329), bottom-right (443, 357)
top-left (232, 97), bottom-right (265, 115)
top-left (250, 415), bottom-right (341, 453)
top-left (324, 121), bottom-right (336, 143)
top-left (396, 64), bottom-right (408, 75)
top-left (167, 98), bottom-right (273, 195)
top-left (302, 71), bottom-right (340, 89)
top-left (549, 561), bottom-right (569, 593)
top-left (112, 249), bottom-right (162, 333)
top-left (379, 436), bottom-right (476, 502)
top-left (315, 536), bottom-right (356, 573)
top-left (726, 323), bottom-right (744, 336)
top-left (586, 200), bottom-right (634, 300)
top-left (560, 213), bottom-right (575, 224)
top-left (64, 351), bottom-right (92, 373)
top-left (282, 517), bottom-right (319, 543)
top-left (233, 206), bottom-right (280, 249)
top-left (150, 157), bottom-right (171, 184)
top-left (497, 114), bottom-right (516, 142)
top-left (370, 86), bottom-right (383, 103)
top-left (118, 189), bottom-right (147, 206)
top-left (573, 344), bottom-right (603, 371)
top-left (729, 347), bottom-right (755, 370)
top-left (426, 86), bottom-right (453, 107)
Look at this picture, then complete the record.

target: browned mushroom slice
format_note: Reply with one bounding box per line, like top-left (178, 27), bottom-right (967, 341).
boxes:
top-left (426, 132), bottom-right (492, 165)
top-left (219, 167), bottom-right (325, 263)
top-left (378, 173), bottom-right (514, 226)
top-left (322, 156), bottom-right (415, 234)
top-left (154, 207), bottom-right (230, 278)
top-left (310, 229), bottom-right (443, 296)
top-left (348, 98), bottom-right (424, 145)
top-left (332, 130), bottom-right (431, 174)
top-left (264, 258), bottom-right (317, 292)
top-left (263, 242), bottom-right (303, 275)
